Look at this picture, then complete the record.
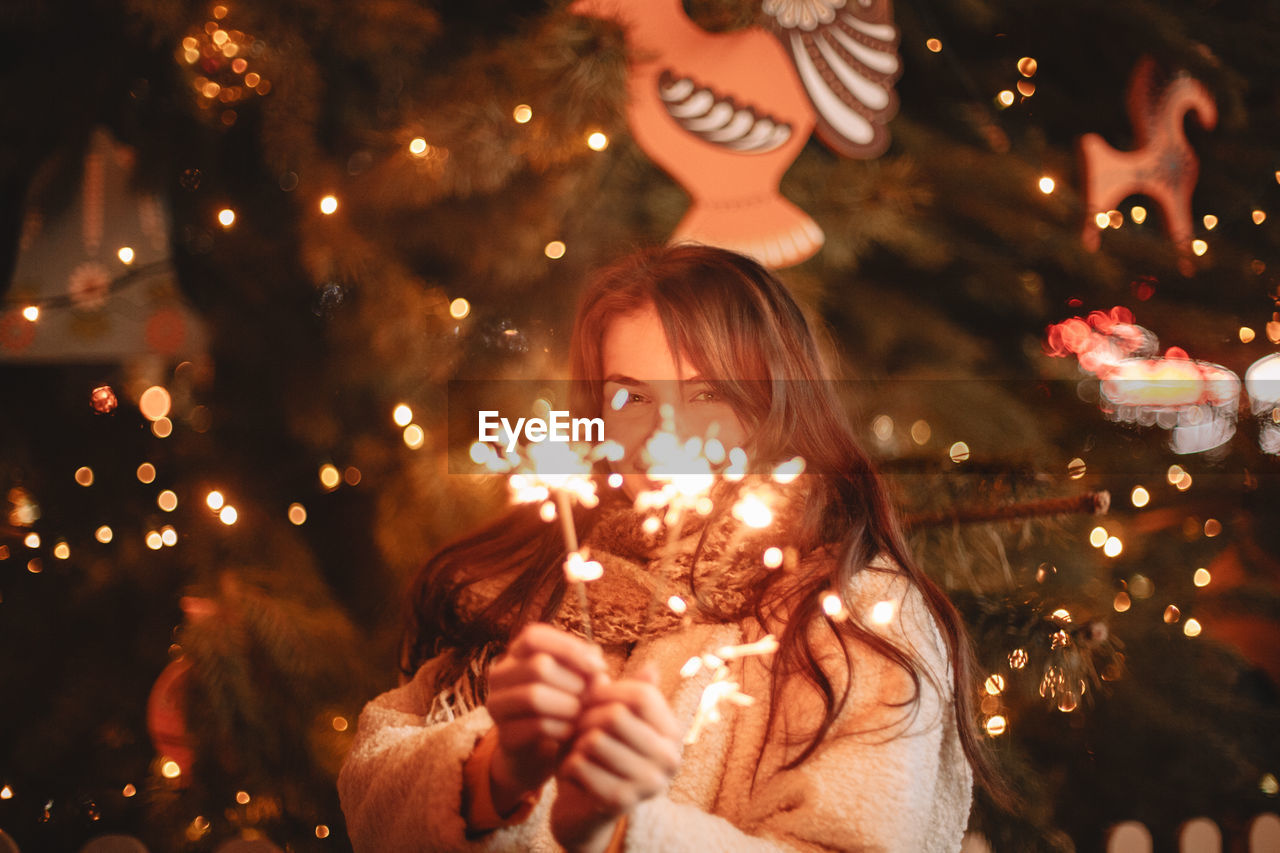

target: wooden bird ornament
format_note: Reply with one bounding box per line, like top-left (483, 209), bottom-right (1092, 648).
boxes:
top-left (1077, 57), bottom-right (1217, 276)
top-left (571, 0), bottom-right (902, 268)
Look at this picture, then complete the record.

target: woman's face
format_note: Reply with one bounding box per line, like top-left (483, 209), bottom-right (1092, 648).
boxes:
top-left (600, 304), bottom-right (748, 498)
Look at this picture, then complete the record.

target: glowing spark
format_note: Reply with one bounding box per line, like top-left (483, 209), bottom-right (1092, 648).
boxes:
top-left (870, 600), bottom-right (895, 625)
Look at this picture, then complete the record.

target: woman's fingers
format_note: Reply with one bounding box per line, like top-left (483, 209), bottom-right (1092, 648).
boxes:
top-left (576, 702), bottom-right (682, 775)
top-left (488, 681), bottom-right (583, 723)
top-left (560, 749), bottom-right (641, 813)
top-left (490, 650), bottom-right (588, 696)
top-left (585, 678), bottom-right (682, 741)
top-left (573, 726), bottom-right (675, 793)
top-left (509, 623), bottom-right (605, 680)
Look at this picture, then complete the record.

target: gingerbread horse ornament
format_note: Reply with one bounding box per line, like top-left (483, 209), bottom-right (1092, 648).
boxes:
top-left (571, 0), bottom-right (902, 268)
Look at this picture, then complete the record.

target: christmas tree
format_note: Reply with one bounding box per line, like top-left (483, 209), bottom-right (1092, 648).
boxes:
top-left (1, 0), bottom-right (1278, 850)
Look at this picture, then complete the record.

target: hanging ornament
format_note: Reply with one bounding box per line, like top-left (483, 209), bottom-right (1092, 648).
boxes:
top-left (1047, 309), bottom-right (1242, 455)
top-left (90, 384), bottom-right (119, 413)
top-left (1100, 348), bottom-right (1240, 455)
top-left (1245, 353), bottom-right (1280, 454)
top-left (570, 0), bottom-right (901, 268)
top-left (1078, 56), bottom-right (1217, 275)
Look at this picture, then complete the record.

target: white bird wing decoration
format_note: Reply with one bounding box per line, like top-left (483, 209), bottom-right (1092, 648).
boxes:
top-left (762, 0), bottom-right (903, 157)
top-left (658, 70), bottom-right (795, 154)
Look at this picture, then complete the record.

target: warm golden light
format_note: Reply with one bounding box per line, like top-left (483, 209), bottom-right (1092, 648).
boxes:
top-left (1183, 618), bottom-right (1201, 637)
top-left (158, 490), bottom-right (178, 512)
top-left (1113, 591), bottom-right (1131, 612)
top-left (217, 208), bottom-right (236, 227)
top-left (23, 532), bottom-right (40, 549)
top-left (161, 526), bottom-right (177, 546)
top-left (544, 240), bottom-right (567, 259)
top-left (117, 246), bottom-right (135, 264)
top-left (586, 131), bottom-right (609, 151)
top-left (996, 90), bottom-right (1015, 107)
top-left (512, 103), bottom-right (533, 123)
top-left (1016, 79), bottom-right (1035, 97)
top-left (1254, 209), bottom-right (1268, 225)
top-left (1241, 326), bottom-right (1256, 343)
top-left (985, 715), bottom-right (1007, 737)
top-left (139, 386), bottom-right (171, 421)
top-left (409, 137), bottom-right (428, 156)
top-left (871, 414), bottom-right (893, 441)
top-left (1192, 239), bottom-right (1208, 256)
top-left (27, 558), bottom-right (41, 574)
top-left (1008, 648), bottom-right (1028, 669)
top-left (236, 791), bottom-right (251, 805)
top-left (1017, 57), bottom-right (1038, 77)
top-left (910, 420), bottom-right (931, 445)
top-left (332, 715), bottom-right (349, 732)
top-left (391, 404), bottom-right (413, 427)
top-left (1261, 773), bottom-right (1279, 795)
top-left (1038, 176), bottom-right (1055, 194)
top-left (449, 297), bottom-right (470, 319)
top-left (1163, 604), bottom-right (1181, 623)
top-left (122, 784), bottom-right (136, 797)
top-left (821, 592), bottom-right (847, 620)
top-left (403, 424), bottom-right (425, 449)
top-left (1094, 212), bottom-right (1111, 228)
top-left (667, 595), bottom-right (687, 614)
top-left (1103, 536), bottom-right (1123, 557)
top-left (1107, 209), bottom-right (1123, 228)
top-left (1166, 464), bottom-right (1185, 484)
top-left (53, 541), bottom-right (70, 560)
top-left (206, 490), bottom-right (225, 510)
top-left (1067, 457), bottom-right (1086, 479)
top-left (1202, 214), bottom-right (1218, 230)
top-left (319, 464), bottom-right (341, 489)
top-left (75, 467), bottom-right (94, 487)
top-left (607, 472), bottom-right (623, 488)
top-left (1089, 526), bottom-right (1108, 547)
top-left (984, 674), bottom-right (1006, 695)
top-left (870, 600), bottom-right (896, 625)
top-left (1130, 205), bottom-right (1147, 223)
top-left (95, 525), bottom-right (113, 544)
top-left (1051, 608), bottom-right (1072, 622)
top-left (925, 38), bottom-right (942, 52)
top-left (288, 503), bottom-right (307, 525)
top-left (1130, 486), bottom-right (1149, 507)
top-left (1204, 518), bottom-right (1222, 537)
top-left (1193, 568), bottom-right (1211, 587)
top-left (146, 531), bottom-right (163, 550)
top-left (22, 305), bottom-right (39, 322)
top-left (763, 547), bottom-right (784, 569)
top-left (219, 505), bottom-right (238, 525)
top-left (0, 786), bottom-right (11, 799)
top-left (316, 826), bottom-right (330, 839)
top-left (152, 417), bottom-right (173, 438)
top-left (161, 760), bottom-right (181, 779)
top-left (949, 441), bottom-right (970, 463)
top-left (319, 195), bottom-right (338, 215)
top-left (344, 466), bottom-right (361, 486)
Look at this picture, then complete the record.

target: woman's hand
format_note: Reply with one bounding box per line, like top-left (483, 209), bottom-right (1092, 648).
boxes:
top-left (551, 666), bottom-right (683, 852)
top-left (485, 623), bottom-right (606, 814)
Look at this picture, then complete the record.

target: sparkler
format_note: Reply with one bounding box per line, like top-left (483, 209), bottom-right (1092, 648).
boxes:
top-left (680, 635), bottom-right (779, 744)
top-left (472, 433), bottom-right (622, 642)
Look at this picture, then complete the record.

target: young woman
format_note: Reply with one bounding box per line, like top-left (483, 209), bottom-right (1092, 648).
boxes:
top-left (338, 244), bottom-right (999, 852)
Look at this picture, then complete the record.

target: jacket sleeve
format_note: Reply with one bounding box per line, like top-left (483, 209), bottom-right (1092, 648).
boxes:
top-left (336, 656), bottom-right (560, 853)
top-left (624, 570), bottom-right (974, 853)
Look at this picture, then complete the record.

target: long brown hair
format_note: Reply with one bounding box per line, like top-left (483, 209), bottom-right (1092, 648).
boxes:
top-left (405, 244), bottom-right (1010, 806)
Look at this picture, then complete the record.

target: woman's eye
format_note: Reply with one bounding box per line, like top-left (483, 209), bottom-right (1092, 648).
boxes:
top-left (692, 389), bottom-right (718, 402)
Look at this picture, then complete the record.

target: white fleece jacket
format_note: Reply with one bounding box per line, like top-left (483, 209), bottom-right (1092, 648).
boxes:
top-left (338, 565), bottom-right (974, 852)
